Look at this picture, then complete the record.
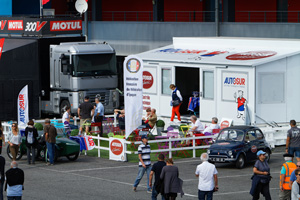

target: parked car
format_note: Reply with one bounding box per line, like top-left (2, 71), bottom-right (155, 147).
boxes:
top-left (207, 126), bottom-right (272, 169)
top-left (7, 132), bottom-right (80, 162)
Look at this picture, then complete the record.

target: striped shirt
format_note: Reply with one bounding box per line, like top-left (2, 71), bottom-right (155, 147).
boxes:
top-left (138, 143), bottom-right (151, 167)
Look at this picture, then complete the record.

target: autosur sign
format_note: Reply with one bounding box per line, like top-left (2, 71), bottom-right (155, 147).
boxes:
top-left (226, 51), bottom-right (277, 60)
top-left (143, 71), bottom-right (153, 89)
top-left (0, 17), bottom-right (82, 36)
top-left (110, 139), bottom-right (123, 156)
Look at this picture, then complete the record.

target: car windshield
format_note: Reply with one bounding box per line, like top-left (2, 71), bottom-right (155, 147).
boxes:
top-left (217, 129), bottom-right (244, 142)
top-left (72, 53), bottom-right (117, 77)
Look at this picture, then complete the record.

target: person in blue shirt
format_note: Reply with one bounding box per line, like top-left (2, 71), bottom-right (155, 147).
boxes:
top-left (289, 162), bottom-right (300, 189)
top-left (94, 97), bottom-right (104, 136)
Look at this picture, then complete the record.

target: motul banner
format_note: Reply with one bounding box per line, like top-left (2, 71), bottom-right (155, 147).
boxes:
top-left (18, 85), bottom-right (29, 126)
top-left (0, 38), bottom-right (4, 60)
top-left (0, 17), bottom-right (82, 35)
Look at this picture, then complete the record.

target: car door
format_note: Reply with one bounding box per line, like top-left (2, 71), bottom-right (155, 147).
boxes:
top-left (244, 130), bottom-right (259, 161)
top-left (255, 129), bottom-right (266, 150)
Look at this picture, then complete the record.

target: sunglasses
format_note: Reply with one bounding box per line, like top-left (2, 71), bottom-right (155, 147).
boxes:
top-left (297, 174), bottom-right (300, 176)
top-left (297, 165), bottom-right (300, 167)
top-left (12, 125), bottom-right (16, 127)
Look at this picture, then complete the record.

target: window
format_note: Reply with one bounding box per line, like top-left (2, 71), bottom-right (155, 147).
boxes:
top-left (245, 131), bottom-right (256, 141)
top-left (162, 69), bottom-right (172, 95)
top-left (258, 73), bottom-right (285, 104)
top-left (203, 71), bottom-right (214, 99)
top-left (255, 130), bottom-right (264, 140)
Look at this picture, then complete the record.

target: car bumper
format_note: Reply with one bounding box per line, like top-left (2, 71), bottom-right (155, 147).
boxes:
top-left (208, 155), bottom-right (236, 163)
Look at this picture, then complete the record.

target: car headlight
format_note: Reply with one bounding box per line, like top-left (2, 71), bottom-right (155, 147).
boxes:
top-left (207, 149), bottom-right (211, 154)
top-left (228, 150), bottom-right (232, 156)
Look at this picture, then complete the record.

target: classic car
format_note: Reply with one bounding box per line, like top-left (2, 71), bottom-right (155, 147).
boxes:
top-left (208, 126), bottom-right (272, 168)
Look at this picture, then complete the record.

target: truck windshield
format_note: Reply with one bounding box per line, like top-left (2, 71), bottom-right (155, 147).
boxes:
top-left (217, 130), bottom-right (244, 142)
top-left (72, 53), bottom-right (117, 77)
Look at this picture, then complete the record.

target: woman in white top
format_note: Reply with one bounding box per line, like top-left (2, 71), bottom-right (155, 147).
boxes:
top-left (292, 168), bottom-right (300, 200)
top-left (190, 115), bottom-right (204, 133)
top-left (7, 123), bottom-right (22, 161)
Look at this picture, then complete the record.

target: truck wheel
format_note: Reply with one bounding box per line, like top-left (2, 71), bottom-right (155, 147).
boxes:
top-left (7, 145), bottom-right (23, 160)
top-left (235, 154), bottom-right (245, 169)
top-left (60, 100), bottom-right (70, 117)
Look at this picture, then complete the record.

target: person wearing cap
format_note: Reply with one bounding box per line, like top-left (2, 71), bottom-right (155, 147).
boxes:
top-left (286, 120), bottom-right (300, 162)
top-left (77, 96), bottom-right (94, 135)
top-left (289, 162), bottom-right (300, 189)
top-left (250, 150), bottom-right (272, 200)
top-left (44, 118), bottom-right (57, 165)
top-left (279, 153), bottom-right (297, 200)
top-left (133, 135), bottom-right (152, 193)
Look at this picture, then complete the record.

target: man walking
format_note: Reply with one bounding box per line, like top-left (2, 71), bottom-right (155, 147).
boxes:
top-left (280, 154), bottom-right (297, 200)
top-left (286, 120), bottom-right (300, 162)
top-left (133, 135), bottom-right (152, 193)
top-left (195, 153), bottom-right (218, 200)
top-left (0, 154), bottom-right (5, 200)
top-left (94, 97), bottom-right (104, 136)
top-left (44, 118), bottom-right (57, 166)
top-left (77, 96), bottom-right (94, 135)
top-left (5, 161), bottom-right (24, 200)
top-left (149, 154), bottom-right (166, 200)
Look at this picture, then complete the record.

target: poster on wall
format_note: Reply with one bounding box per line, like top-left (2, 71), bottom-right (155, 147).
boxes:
top-left (109, 138), bottom-right (126, 162)
top-left (222, 71), bottom-right (248, 121)
top-left (123, 55), bottom-right (143, 139)
top-left (143, 68), bottom-right (157, 94)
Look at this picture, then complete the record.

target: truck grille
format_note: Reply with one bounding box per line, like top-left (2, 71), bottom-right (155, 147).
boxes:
top-left (86, 91), bottom-right (109, 106)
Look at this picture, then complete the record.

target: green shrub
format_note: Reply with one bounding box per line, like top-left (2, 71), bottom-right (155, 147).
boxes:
top-left (34, 123), bottom-right (43, 131)
top-left (156, 120), bottom-right (165, 127)
top-left (70, 129), bottom-right (79, 136)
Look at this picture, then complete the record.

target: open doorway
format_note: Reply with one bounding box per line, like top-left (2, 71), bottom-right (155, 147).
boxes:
top-left (175, 67), bottom-right (199, 116)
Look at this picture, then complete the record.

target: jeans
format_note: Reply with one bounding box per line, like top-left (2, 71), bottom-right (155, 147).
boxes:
top-left (198, 190), bottom-right (213, 200)
top-left (133, 166), bottom-right (152, 191)
top-left (46, 142), bottom-right (55, 164)
top-left (0, 181), bottom-right (3, 200)
top-left (252, 182), bottom-right (271, 200)
top-left (27, 146), bottom-right (36, 164)
top-left (288, 146), bottom-right (300, 158)
top-left (152, 187), bottom-right (165, 200)
top-left (7, 197), bottom-right (22, 200)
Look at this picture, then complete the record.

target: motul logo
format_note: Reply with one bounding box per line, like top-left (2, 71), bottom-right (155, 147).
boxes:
top-left (50, 20), bottom-right (82, 31)
top-left (0, 20), bottom-right (7, 30)
top-left (8, 20), bottom-right (23, 30)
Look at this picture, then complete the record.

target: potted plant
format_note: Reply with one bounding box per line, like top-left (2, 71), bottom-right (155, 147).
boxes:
top-left (156, 120), bottom-right (165, 136)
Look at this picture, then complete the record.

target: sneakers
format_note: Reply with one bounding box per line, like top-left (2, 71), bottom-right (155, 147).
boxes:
top-left (147, 190), bottom-right (152, 193)
top-left (133, 187), bottom-right (136, 192)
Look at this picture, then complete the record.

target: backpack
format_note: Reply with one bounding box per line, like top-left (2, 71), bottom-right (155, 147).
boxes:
top-left (27, 130), bottom-right (34, 144)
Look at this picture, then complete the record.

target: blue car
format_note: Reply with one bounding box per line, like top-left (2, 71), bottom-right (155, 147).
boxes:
top-left (207, 126), bottom-right (272, 169)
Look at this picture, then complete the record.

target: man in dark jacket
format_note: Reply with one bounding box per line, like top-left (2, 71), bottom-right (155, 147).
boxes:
top-left (0, 155), bottom-right (5, 200)
top-left (149, 154), bottom-right (166, 200)
top-left (5, 161), bottom-right (24, 200)
top-left (24, 120), bottom-right (39, 165)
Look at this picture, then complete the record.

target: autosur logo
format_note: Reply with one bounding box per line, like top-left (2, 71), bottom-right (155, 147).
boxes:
top-left (226, 51), bottom-right (277, 60)
top-left (220, 121), bottom-right (230, 129)
top-left (110, 139), bottom-right (123, 156)
top-left (143, 71), bottom-right (153, 89)
top-left (18, 94), bottom-right (26, 124)
top-left (126, 58), bottom-right (141, 73)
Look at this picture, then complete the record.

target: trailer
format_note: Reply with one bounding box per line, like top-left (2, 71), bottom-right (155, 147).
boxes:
top-left (136, 37), bottom-right (300, 126)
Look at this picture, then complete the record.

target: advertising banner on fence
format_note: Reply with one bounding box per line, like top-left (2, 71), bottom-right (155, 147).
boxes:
top-left (0, 38), bottom-right (4, 60)
top-left (109, 138), bottom-right (126, 161)
top-left (83, 136), bottom-right (95, 150)
top-left (124, 55), bottom-right (143, 139)
top-left (17, 85), bottom-right (29, 126)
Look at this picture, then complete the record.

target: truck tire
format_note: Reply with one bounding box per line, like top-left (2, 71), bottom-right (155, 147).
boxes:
top-left (60, 100), bottom-right (70, 117)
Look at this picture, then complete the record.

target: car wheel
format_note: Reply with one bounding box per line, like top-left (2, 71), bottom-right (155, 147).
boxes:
top-left (36, 146), bottom-right (46, 161)
top-left (66, 152), bottom-right (79, 161)
top-left (6, 145), bottom-right (22, 160)
top-left (265, 149), bottom-right (271, 162)
top-left (60, 100), bottom-right (70, 117)
top-left (236, 154), bottom-right (245, 169)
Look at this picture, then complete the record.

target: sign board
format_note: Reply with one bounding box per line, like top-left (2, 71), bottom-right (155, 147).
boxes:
top-left (220, 118), bottom-right (233, 129)
top-left (0, 17), bottom-right (82, 36)
top-left (124, 55), bottom-right (143, 139)
top-left (222, 71), bottom-right (248, 102)
top-left (17, 85), bottom-right (29, 126)
top-left (143, 68), bottom-right (157, 94)
top-left (109, 138), bottom-right (126, 161)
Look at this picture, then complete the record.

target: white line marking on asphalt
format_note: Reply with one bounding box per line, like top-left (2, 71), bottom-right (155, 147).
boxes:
top-left (62, 164), bottom-right (137, 172)
top-left (214, 187), bottom-right (278, 196)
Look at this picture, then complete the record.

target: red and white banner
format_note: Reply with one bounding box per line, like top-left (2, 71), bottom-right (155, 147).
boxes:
top-left (17, 85), bottom-right (29, 126)
top-left (83, 136), bottom-right (95, 150)
top-left (50, 20), bottom-right (82, 31)
top-left (42, 0), bottom-right (50, 5)
top-left (109, 138), bottom-right (126, 161)
top-left (0, 38), bottom-right (4, 60)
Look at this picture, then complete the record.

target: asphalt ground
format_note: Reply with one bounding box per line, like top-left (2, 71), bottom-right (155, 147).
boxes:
top-left (0, 146), bottom-right (288, 200)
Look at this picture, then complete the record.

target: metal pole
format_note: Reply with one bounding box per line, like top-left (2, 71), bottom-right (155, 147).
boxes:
top-left (40, 0), bottom-right (43, 18)
top-left (193, 135), bottom-right (196, 158)
top-left (169, 137), bottom-right (172, 158)
top-left (215, 0), bottom-right (219, 36)
top-left (84, 11), bottom-right (88, 41)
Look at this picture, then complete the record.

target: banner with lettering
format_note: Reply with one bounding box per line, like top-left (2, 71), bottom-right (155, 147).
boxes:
top-left (124, 55), bottom-right (143, 139)
top-left (109, 138), bottom-right (126, 161)
top-left (0, 38), bottom-right (4, 60)
top-left (83, 136), bottom-right (95, 150)
top-left (17, 85), bottom-right (29, 126)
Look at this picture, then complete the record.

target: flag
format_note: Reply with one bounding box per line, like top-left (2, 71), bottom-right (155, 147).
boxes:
top-left (18, 85), bottom-right (29, 126)
top-left (0, 38), bottom-right (4, 60)
top-left (42, 0), bottom-right (50, 5)
top-left (83, 136), bottom-right (95, 150)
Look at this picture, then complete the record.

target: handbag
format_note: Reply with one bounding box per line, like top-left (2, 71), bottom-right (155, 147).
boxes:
top-left (172, 100), bottom-right (180, 106)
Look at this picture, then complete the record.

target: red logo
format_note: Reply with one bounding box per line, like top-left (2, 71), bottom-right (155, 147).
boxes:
top-left (251, 145), bottom-right (257, 153)
top-left (110, 139), bottom-right (123, 156)
top-left (0, 20), bottom-right (7, 30)
top-left (8, 20), bottom-right (23, 30)
top-left (0, 38), bottom-right (4, 60)
top-left (143, 71), bottom-right (154, 89)
top-left (226, 51), bottom-right (277, 60)
top-left (220, 121), bottom-right (230, 129)
top-left (50, 20), bottom-right (82, 31)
